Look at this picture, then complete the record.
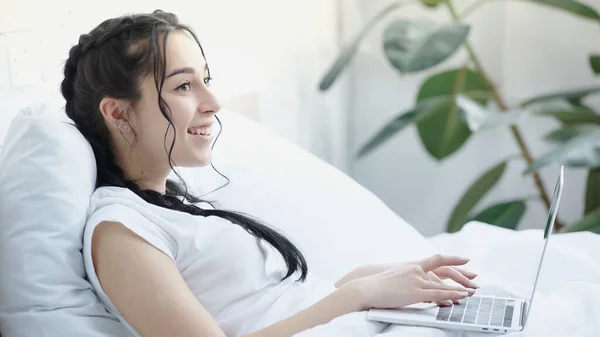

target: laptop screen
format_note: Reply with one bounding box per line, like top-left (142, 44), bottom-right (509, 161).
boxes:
top-left (523, 165), bottom-right (564, 326)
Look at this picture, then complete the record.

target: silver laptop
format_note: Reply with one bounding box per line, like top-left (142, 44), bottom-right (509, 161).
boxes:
top-left (367, 165), bottom-right (565, 334)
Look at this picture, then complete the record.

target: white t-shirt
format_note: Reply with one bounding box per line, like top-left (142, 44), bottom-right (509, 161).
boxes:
top-left (83, 186), bottom-right (336, 337)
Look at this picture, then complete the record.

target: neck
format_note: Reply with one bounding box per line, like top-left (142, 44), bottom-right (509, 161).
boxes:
top-left (116, 148), bottom-right (170, 195)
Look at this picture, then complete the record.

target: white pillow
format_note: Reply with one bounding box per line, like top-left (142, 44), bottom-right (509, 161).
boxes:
top-left (0, 103), bottom-right (133, 337)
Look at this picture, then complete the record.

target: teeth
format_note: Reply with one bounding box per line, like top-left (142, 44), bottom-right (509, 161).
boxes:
top-left (188, 126), bottom-right (212, 136)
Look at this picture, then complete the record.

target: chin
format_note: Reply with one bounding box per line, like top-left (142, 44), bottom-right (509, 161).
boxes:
top-left (190, 152), bottom-right (213, 167)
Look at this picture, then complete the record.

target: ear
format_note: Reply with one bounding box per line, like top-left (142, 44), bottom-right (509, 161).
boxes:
top-left (99, 97), bottom-right (130, 130)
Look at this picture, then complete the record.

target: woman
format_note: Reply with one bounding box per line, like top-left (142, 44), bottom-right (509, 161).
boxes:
top-left (62, 10), bottom-right (478, 337)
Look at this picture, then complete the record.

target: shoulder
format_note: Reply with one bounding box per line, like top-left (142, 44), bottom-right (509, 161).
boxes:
top-left (92, 220), bottom-right (165, 261)
top-left (85, 187), bottom-right (180, 260)
top-left (87, 186), bottom-right (170, 227)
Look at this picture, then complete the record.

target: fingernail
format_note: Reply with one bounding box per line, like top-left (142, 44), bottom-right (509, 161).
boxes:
top-left (458, 292), bottom-right (469, 297)
top-left (470, 282), bottom-right (480, 289)
top-left (467, 288), bottom-right (477, 294)
top-left (444, 300), bottom-right (453, 306)
top-left (460, 257), bottom-right (470, 262)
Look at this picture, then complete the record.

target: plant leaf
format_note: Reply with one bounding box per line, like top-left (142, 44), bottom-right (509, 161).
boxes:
top-left (525, 125), bottom-right (600, 173)
top-left (520, 0), bottom-right (600, 23)
top-left (585, 167), bottom-right (600, 214)
top-left (565, 207), bottom-right (600, 234)
top-left (590, 55), bottom-right (600, 75)
top-left (525, 97), bottom-right (600, 125)
top-left (383, 20), bottom-right (470, 73)
top-left (520, 86), bottom-right (600, 106)
top-left (416, 68), bottom-right (491, 159)
top-left (536, 106), bottom-right (600, 125)
top-left (447, 161), bottom-right (507, 233)
top-left (458, 95), bottom-right (524, 132)
top-left (471, 200), bottom-right (527, 230)
top-left (420, 0), bottom-right (443, 7)
top-left (455, 94), bottom-right (490, 131)
top-left (357, 96), bottom-right (450, 158)
top-left (318, 3), bottom-right (402, 91)
top-left (417, 101), bottom-right (473, 160)
top-left (545, 124), bottom-right (600, 143)
top-left (318, 43), bottom-right (360, 91)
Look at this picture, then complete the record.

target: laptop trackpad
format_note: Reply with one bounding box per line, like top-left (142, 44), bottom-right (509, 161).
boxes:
top-left (400, 303), bottom-right (439, 318)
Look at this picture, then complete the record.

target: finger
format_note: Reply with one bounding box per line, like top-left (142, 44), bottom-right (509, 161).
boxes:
top-left (418, 254), bottom-right (470, 273)
top-left (429, 274), bottom-right (453, 307)
top-left (437, 299), bottom-right (454, 307)
top-left (434, 266), bottom-right (479, 289)
top-left (423, 272), bottom-right (442, 304)
top-left (427, 271), bottom-right (443, 284)
top-left (426, 271), bottom-right (470, 304)
top-left (421, 280), bottom-right (476, 295)
top-left (420, 289), bottom-right (470, 303)
top-left (453, 267), bottom-right (478, 280)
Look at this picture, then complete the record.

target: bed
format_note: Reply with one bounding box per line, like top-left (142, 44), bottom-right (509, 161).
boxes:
top-left (0, 103), bottom-right (598, 337)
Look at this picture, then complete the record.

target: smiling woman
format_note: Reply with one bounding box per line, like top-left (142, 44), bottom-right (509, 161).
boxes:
top-left (60, 9), bottom-right (310, 327)
top-left (59, 9), bottom-right (476, 337)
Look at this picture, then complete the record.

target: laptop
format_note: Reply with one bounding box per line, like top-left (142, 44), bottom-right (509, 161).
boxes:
top-left (367, 165), bottom-right (565, 334)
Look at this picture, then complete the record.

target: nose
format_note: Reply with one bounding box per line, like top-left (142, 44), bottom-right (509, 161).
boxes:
top-left (198, 88), bottom-right (221, 115)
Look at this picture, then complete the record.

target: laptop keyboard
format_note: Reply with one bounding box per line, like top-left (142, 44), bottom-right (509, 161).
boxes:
top-left (436, 296), bottom-right (515, 327)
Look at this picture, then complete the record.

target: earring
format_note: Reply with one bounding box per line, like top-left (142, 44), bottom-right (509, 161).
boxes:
top-left (115, 122), bottom-right (130, 131)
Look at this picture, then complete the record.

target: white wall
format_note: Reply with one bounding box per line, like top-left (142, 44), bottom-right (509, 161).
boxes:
top-left (0, 0), bottom-right (350, 170)
top-left (343, 0), bottom-right (600, 236)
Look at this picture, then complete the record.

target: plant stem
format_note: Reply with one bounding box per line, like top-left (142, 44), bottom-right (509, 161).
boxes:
top-left (459, 0), bottom-right (494, 20)
top-left (444, 0), bottom-right (564, 230)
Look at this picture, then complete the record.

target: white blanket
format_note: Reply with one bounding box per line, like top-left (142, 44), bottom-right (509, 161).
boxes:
top-left (294, 223), bottom-right (600, 337)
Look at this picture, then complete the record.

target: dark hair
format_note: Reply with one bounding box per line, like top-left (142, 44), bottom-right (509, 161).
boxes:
top-left (60, 10), bottom-right (307, 282)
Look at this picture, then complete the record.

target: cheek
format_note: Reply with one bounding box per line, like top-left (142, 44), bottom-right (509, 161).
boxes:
top-left (169, 98), bottom-right (197, 130)
top-left (135, 110), bottom-right (173, 153)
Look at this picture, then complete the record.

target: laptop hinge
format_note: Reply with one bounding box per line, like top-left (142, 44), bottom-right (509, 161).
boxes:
top-left (519, 301), bottom-right (528, 327)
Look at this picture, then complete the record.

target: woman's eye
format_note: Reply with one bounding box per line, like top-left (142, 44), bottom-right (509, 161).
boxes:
top-left (176, 82), bottom-right (191, 92)
top-left (203, 77), bottom-right (213, 86)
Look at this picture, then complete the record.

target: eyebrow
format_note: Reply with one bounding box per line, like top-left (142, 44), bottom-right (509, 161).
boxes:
top-left (166, 64), bottom-right (208, 79)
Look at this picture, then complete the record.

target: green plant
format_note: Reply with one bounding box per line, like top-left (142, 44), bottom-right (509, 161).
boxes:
top-left (319, 0), bottom-right (600, 234)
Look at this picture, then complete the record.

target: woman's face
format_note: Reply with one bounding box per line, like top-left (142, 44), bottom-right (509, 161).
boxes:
top-left (129, 30), bottom-right (220, 168)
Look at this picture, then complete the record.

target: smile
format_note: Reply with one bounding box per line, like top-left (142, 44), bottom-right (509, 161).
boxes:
top-left (187, 126), bottom-right (212, 136)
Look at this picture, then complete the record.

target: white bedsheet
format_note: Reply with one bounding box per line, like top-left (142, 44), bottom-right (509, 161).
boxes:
top-left (293, 222), bottom-right (600, 337)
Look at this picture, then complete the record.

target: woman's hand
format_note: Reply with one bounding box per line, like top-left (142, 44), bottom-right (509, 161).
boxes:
top-left (345, 255), bottom-right (478, 311)
top-left (335, 255), bottom-right (479, 293)
top-left (424, 265), bottom-right (478, 307)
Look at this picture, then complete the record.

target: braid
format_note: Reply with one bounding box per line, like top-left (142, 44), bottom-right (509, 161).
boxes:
top-left (61, 44), bottom-right (82, 120)
top-left (61, 22), bottom-right (131, 120)
top-left (62, 11), bottom-right (175, 119)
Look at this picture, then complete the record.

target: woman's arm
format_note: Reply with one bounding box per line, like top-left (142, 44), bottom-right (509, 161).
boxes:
top-left (244, 283), bottom-right (365, 337)
top-left (92, 221), bottom-right (366, 337)
top-left (335, 264), bottom-right (390, 288)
